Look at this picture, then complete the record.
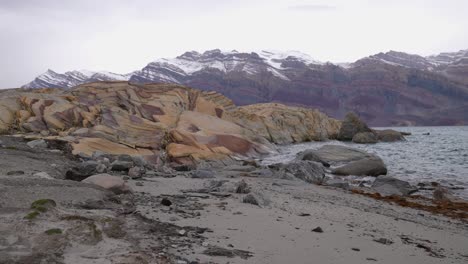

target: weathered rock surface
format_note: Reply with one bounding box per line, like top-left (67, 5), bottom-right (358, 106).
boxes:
top-left (372, 176), bottom-right (418, 196)
top-left (0, 82), bottom-right (341, 167)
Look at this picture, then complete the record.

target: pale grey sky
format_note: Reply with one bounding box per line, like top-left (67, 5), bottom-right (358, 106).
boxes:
top-left (1, 0), bottom-right (467, 88)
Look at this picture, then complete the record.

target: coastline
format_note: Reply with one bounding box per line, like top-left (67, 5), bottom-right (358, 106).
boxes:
top-left (1, 135), bottom-right (467, 263)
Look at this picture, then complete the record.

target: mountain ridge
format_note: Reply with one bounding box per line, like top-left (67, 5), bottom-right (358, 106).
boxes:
top-left (22, 49), bottom-right (468, 126)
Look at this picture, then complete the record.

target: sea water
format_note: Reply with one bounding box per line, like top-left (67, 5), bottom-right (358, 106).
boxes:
top-left (262, 126), bottom-right (468, 199)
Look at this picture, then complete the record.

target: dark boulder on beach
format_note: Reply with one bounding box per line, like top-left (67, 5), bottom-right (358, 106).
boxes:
top-left (371, 176), bottom-right (417, 196)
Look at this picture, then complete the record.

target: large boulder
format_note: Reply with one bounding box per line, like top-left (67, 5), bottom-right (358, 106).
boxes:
top-left (371, 176), bottom-right (417, 196)
top-left (337, 112), bottom-right (372, 141)
top-left (82, 174), bottom-right (131, 194)
top-left (305, 145), bottom-right (374, 165)
top-left (305, 145), bottom-right (387, 177)
top-left (332, 157), bottom-right (387, 176)
top-left (352, 132), bottom-right (378, 144)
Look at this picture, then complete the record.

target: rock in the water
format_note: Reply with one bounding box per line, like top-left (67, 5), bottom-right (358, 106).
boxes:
top-left (352, 132), bottom-right (378, 144)
top-left (338, 112), bottom-right (372, 141)
top-left (191, 169), bottom-right (215, 179)
top-left (82, 174), bottom-right (131, 194)
top-left (375, 129), bottom-right (405, 142)
top-left (26, 139), bottom-right (48, 149)
top-left (272, 161), bottom-right (325, 184)
top-left (332, 157), bottom-right (387, 177)
top-left (371, 176), bottom-right (417, 196)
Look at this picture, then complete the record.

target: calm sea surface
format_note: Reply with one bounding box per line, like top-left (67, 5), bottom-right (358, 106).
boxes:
top-left (262, 126), bottom-right (468, 199)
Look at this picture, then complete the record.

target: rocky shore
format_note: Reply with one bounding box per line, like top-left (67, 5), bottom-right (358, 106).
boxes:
top-left (1, 82), bottom-right (467, 263)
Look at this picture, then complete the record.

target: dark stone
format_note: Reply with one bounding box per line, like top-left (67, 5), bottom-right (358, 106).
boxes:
top-left (242, 194), bottom-right (259, 206)
top-left (6, 170), bottom-right (25, 175)
top-left (332, 158), bottom-right (387, 177)
top-left (372, 176), bottom-right (418, 196)
top-left (373, 238), bottom-right (394, 245)
top-left (312, 227), bottom-right (323, 233)
top-left (161, 198), bottom-right (172, 206)
top-left (191, 170), bottom-right (215, 179)
top-left (111, 161), bottom-right (133, 171)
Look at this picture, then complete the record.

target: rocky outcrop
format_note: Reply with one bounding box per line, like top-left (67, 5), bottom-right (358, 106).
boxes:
top-left (338, 112), bottom-right (372, 141)
top-left (338, 112), bottom-right (405, 143)
top-left (0, 82), bottom-right (340, 167)
top-left (227, 103), bottom-right (341, 144)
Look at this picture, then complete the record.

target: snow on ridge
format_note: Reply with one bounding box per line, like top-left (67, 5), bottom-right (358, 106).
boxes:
top-left (257, 50), bottom-right (324, 68)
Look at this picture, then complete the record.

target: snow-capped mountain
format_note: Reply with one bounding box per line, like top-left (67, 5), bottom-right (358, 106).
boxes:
top-left (23, 69), bottom-right (132, 89)
top-left (129, 49), bottom-right (323, 84)
top-left (21, 49), bottom-right (468, 126)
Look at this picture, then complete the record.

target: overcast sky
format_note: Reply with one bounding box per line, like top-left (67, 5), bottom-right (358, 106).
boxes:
top-left (1, 0), bottom-right (467, 88)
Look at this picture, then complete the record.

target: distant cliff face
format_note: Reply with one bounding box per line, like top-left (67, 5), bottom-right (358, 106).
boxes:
top-left (22, 49), bottom-right (468, 126)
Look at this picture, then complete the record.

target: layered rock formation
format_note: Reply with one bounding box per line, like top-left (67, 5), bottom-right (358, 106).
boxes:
top-left (0, 82), bottom-right (340, 167)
